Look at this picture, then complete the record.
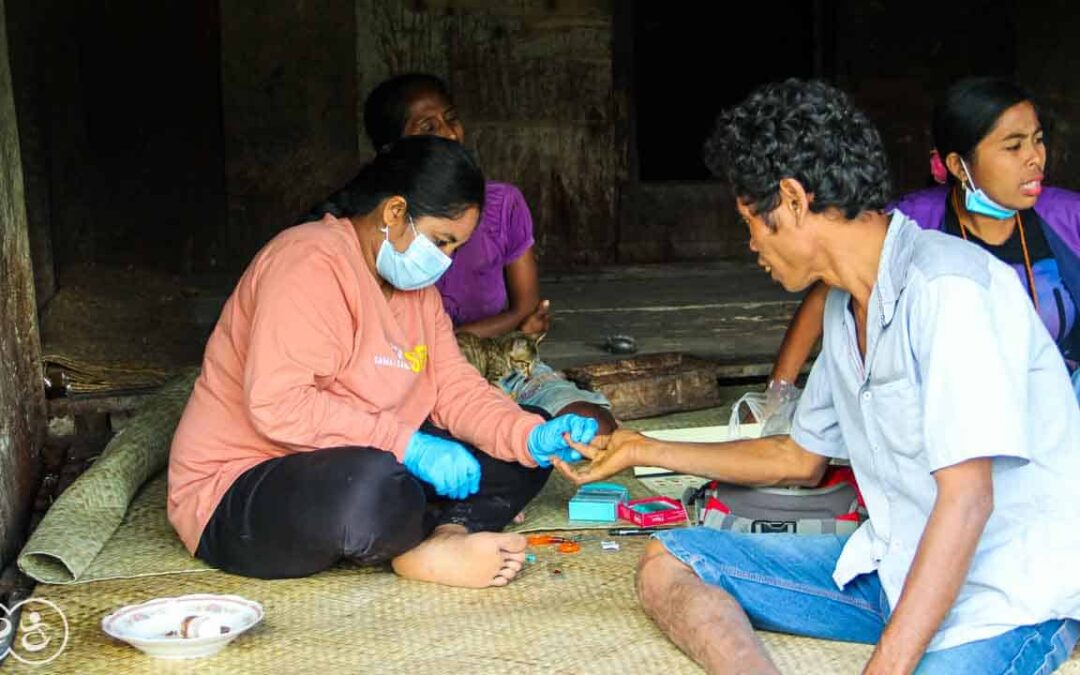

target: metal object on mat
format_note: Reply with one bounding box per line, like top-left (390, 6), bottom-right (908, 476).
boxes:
top-left (603, 334), bottom-right (638, 355)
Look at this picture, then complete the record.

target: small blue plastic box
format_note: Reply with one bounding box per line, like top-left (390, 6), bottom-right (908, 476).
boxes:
top-left (568, 482), bottom-right (629, 522)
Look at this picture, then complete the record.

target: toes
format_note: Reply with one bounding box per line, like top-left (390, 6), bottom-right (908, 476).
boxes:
top-left (498, 534), bottom-right (528, 553)
top-left (501, 558), bottom-right (524, 573)
top-left (489, 575), bottom-right (510, 587)
top-left (495, 565), bottom-right (520, 583)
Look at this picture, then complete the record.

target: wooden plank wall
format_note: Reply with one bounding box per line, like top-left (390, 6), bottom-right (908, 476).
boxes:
top-left (8, 1), bottom-right (230, 279)
top-left (355, 0), bottom-right (628, 268)
top-left (1016, 0), bottom-right (1080, 183)
top-left (4, 0), bottom-right (55, 308)
top-left (0, 0), bottom-right (46, 571)
top-left (221, 0), bottom-right (361, 269)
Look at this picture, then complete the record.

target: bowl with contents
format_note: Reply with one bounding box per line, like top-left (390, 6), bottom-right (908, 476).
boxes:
top-left (101, 594), bottom-right (263, 659)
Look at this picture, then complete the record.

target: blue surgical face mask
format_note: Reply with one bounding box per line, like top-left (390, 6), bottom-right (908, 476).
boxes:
top-left (375, 216), bottom-right (452, 291)
top-left (960, 158), bottom-right (1017, 220)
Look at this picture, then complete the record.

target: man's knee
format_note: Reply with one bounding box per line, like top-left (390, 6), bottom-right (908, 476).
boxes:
top-left (636, 539), bottom-right (694, 611)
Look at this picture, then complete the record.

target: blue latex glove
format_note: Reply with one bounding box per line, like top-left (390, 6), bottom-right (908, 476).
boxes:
top-left (527, 414), bottom-right (599, 467)
top-left (402, 432), bottom-right (481, 500)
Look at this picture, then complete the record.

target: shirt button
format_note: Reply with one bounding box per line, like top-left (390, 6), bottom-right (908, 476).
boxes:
top-left (862, 391), bottom-right (872, 401)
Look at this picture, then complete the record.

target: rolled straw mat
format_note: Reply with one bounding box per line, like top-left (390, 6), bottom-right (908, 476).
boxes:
top-left (42, 353), bottom-right (175, 395)
top-left (18, 369), bottom-right (199, 584)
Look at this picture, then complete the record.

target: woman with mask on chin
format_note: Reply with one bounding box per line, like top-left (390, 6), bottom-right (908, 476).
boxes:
top-left (168, 136), bottom-right (597, 587)
top-left (771, 77), bottom-right (1080, 403)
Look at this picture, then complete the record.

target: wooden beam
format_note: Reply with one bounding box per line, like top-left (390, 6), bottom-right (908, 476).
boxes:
top-left (47, 393), bottom-right (154, 418)
top-left (0, 0), bottom-right (47, 572)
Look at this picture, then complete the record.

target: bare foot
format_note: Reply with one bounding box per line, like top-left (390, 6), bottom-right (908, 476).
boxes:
top-left (390, 525), bottom-right (527, 588)
top-left (513, 511), bottom-right (526, 524)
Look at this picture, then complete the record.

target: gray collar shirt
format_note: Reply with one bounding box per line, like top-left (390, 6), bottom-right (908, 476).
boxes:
top-left (791, 211), bottom-right (1080, 651)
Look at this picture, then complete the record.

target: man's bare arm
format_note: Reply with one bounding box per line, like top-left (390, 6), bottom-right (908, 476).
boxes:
top-left (555, 429), bottom-right (829, 488)
top-left (864, 458), bottom-right (994, 675)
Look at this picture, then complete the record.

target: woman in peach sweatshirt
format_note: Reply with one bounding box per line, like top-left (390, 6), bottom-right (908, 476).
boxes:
top-left (168, 136), bottom-right (597, 587)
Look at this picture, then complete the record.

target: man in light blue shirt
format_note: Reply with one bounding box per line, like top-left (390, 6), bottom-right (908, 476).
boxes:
top-left (555, 80), bottom-right (1080, 674)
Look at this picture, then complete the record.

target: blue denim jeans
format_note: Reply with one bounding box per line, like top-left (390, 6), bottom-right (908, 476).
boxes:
top-left (656, 528), bottom-right (1080, 674)
top-left (499, 360), bottom-right (611, 417)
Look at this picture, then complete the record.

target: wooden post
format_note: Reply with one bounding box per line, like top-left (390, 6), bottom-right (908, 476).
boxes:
top-left (0, 0), bottom-right (46, 571)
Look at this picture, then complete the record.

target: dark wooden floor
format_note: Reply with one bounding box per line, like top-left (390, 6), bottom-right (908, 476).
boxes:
top-left (39, 260), bottom-right (803, 395)
top-left (540, 261), bottom-right (802, 376)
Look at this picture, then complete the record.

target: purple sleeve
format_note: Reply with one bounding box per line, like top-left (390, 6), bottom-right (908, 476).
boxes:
top-left (889, 186), bottom-right (949, 231)
top-left (1036, 187), bottom-right (1080, 254)
top-left (499, 184), bottom-right (535, 264)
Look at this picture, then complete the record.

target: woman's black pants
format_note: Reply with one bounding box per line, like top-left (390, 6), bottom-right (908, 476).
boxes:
top-left (195, 421), bottom-right (551, 579)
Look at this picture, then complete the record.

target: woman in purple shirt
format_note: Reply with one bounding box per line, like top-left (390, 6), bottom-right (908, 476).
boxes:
top-left (771, 77), bottom-right (1080, 403)
top-left (362, 74), bottom-right (616, 433)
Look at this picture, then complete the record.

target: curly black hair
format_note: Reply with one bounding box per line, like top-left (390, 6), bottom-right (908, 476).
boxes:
top-left (703, 79), bottom-right (891, 221)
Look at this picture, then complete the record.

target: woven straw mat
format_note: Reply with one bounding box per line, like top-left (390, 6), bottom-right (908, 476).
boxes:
top-left (16, 537), bottom-right (1080, 674)
top-left (12, 534), bottom-right (865, 675)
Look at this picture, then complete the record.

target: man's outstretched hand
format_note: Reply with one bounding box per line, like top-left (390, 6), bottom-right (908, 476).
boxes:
top-left (552, 429), bottom-right (652, 485)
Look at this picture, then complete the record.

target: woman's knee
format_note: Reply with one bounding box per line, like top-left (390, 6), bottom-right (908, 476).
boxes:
top-left (196, 449), bottom-right (429, 577)
top-left (555, 401), bottom-right (617, 435)
top-left (272, 449), bottom-right (427, 556)
top-left (328, 451), bottom-right (424, 518)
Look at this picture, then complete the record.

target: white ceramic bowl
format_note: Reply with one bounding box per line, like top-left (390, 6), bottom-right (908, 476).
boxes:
top-left (101, 594), bottom-right (263, 660)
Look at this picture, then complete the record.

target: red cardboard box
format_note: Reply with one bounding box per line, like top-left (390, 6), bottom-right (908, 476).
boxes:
top-left (617, 497), bottom-right (688, 527)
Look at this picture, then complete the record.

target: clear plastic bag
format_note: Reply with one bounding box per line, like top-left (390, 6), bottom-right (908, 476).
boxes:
top-left (728, 380), bottom-right (802, 440)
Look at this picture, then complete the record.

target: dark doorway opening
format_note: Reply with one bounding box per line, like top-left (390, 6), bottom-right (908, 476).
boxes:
top-left (632, 1), bottom-right (829, 181)
top-left (10, 0), bottom-right (228, 282)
